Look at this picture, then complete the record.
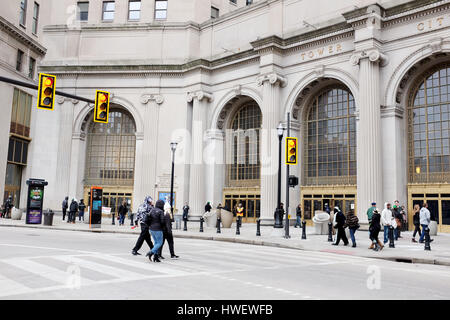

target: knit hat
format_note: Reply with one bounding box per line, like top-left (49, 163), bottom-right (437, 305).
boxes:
top-left (371, 202), bottom-right (376, 205)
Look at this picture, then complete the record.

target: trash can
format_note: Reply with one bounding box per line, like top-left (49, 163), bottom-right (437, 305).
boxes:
top-left (312, 211), bottom-right (330, 235)
top-left (221, 209), bottom-right (233, 228)
top-left (43, 209), bottom-right (54, 226)
top-left (204, 211), bottom-right (217, 228)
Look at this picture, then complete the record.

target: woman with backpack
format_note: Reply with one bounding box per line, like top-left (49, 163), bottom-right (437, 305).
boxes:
top-left (346, 210), bottom-right (359, 247)
top-left (412, 204), bottom-right (421, 243)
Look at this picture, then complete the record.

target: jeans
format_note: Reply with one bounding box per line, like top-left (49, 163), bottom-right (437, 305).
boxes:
top-left (295, 216), bottom-right (301, 227)
top-left (79, 211), bottom-right (84, 221)
top-left (383, 226), bottom-right (390, 243)
top-left (149, 230), bottom-right (164, 255)
top-left (419, 224), bottom-right (428, 242)
top-left (394, 228), bottom-right (399, 240)
top-left (119, 214), bottom-right (125, 225)
top-left (349, 228), bottom-right (356, 244)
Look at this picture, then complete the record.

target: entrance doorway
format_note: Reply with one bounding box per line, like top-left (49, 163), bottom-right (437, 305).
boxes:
top-left (84, 187), bottom-right (133, 217)
top-left (223, 190), bottom-right (260, 223)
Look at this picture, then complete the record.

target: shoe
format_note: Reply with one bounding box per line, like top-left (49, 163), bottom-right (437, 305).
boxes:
top-left (171, 255), bottom-right (179, 259)
top-left (159, 255), bottom-right (165, 259)
top-left (352, 243), bottom-right (356, 248)
top-left (131, 250), bottom-right (140, 256)
top-left (377, 240), bottom-right (384, 251)
top-left (146, 252), bottom-right (153, 261)
top-left (368, 243), bottom-right (375, 249)
top-left (430, 239), bottom-right (434, 243)
top-left (152, 254), bottom-right (161, 263)
top-left (412, 238), bottom-right (417, 243)
top-left (332, 243), bottom-right (338, 246)
top-left (344, 243), bottom-right (349, 246)
top-left (419, 240), bottom-right (424, 243)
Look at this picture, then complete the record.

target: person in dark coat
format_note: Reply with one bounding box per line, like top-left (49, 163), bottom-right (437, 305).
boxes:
top-left (78, 199), bottom-right (86, 222)
top-left (412, 204), bottom-right (421, 243)
top-left (68, 198), bottom-right (78, 224)
top-left (145, 199), bottom-right (166, 262)
top-left (205, 202), bottom-right (212, 214)
top-left (62, 196), bottom-right (68, 221)
top-left (393, 200), bottom-right (403, 240)
top-left (182, 202), bottom-right (189, 221)
top-left (132, 196), bottom-right (154, 255)
top-left (159, 210), bottom-right (179, 259)
top-left (345, 210), bottom-right (359, 247)
top-left (294, 204), bottom-right (302, 228)
top-left (118, 200), bottom-right (128, 226)
top-left (332, 206), bottom-right (349, 246)
top-left (3, 196), bottom-right (13, 219)
top-left (369, 209), bottom-right (384, 251)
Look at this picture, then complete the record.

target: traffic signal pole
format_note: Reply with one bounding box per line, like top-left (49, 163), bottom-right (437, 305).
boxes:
top-left (0, 75), bottom-right (95, 104)
top-left (284, 112), bottom-right (290, 239)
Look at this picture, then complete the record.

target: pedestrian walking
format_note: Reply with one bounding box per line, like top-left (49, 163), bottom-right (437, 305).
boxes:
top-left (205, 202), bottom-right (212, 214)
top-left (182, 202), bottom-right (189, 221)
top-left (118, 200), bottom-right (128, 226)
top-left (68, 198), bottom-right (78, 224)
top-left (412, 204), bottom-right (421, 242)
top-left (145, 199), bottom-right (166, 263)
top-left (159, 208), bottom-right (179, 259)
top-left (131, 196), bottom-right (154, 256)
top-left (346, 210), bottom-right (360, 247)
top-left (393, 200), bottom-right (403, 240)
top-left (419, 202), bottom-right (434, 244)
top-left (62, 196), bottom-right (68, 221)
top-left (294, 204), bottom-right (302, 228)
top-left (2, 196), bottom-right (13, 219)
top-left (369, 209), bottom-right (384, 251)
top-left (367, 202), bottom-right (376, 236)
top-left (78, 199), bottom-right (86, 222)
top-left (332, 207), bottom-right (349, 246)
top-left (381, 202), bottom-right (395, 244)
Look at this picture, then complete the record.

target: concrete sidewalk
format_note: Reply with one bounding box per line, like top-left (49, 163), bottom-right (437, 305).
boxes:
top-left (1, 214), bottom-right (450, 266)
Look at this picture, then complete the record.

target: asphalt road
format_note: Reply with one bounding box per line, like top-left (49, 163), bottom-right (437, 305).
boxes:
top-left (0, 227), bottom-right (449, 300)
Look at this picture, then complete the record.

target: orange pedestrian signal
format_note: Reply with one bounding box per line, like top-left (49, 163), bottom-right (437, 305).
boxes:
top-left (37, 73), bottom-right (56, 110)
top-left (286, 137), bottom-right (298, 165)
top-left (94, 90), bottom-right (110, 123)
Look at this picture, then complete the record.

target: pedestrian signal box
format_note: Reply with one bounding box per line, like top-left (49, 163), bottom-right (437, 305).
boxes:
top-left (37, 73), bottom-right (56, 110)
top-left (94, 90), bottom-right (110, 123)
top-left (89, 186), bottom-right (102, 228)
top-left (286, 137), bottom-right (298, 165)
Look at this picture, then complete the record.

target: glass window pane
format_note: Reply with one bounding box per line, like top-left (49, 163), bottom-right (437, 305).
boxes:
top-left (129, 11), bottom-right (140, 20)
top-left (155, 10), bottom-right (167, 19)
top-left (155, 1), bottom-right (168, 10)
top-left (129, 1), bottom-right (141, 10)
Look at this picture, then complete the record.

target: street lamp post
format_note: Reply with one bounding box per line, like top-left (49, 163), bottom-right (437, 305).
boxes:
top-left (170, 142), bottom-right (178, 222)
top-left (274, 123), bottom-right (284, 228)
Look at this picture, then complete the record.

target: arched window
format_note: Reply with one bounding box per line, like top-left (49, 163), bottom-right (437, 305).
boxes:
top-left (409, 65), bottom-right (450, 183)
top-left (85, 109), bottom-right (136, 186)
top-left (305, 86), bottom-right (356, 185)
top-left (227, 102), bottom-right (261, 186)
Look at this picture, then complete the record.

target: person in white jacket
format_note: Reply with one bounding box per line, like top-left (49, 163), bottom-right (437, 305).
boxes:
top-left (381, 202), bottom-right (396, 244)
top-left (418, 202), bottom-right (434, 243)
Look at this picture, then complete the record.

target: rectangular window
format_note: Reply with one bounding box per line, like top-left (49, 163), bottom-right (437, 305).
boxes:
top-left (7, 137), bottom-right (29, 165)
top-left (246, 0), bottom-right (253, 5)
top-left (155, 0), bottom-right (167, 20)
top-left (77, 2), bottom-right (89, 21)
top-left (128, 0), bottom-right (141, 20)
top-left (102, 1), bottom-right (115, 21)
top-left (32, 2), bottom-right (39, 34)
top-left (28, 57), bottom-right (35, 79)
top-left (211, 6), bottom-right (219, 19)
top-left (10, 88), bottom-right (32, 138)
top-left (19, 0), bottom-right (27, 26)
top-left (16, 50), bottom-right (24, 71)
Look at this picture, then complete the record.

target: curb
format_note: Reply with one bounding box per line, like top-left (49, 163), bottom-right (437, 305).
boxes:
top-left (1, 223), bottom-right (448, 267)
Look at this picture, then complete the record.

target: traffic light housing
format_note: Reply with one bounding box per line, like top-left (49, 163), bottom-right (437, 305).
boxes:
top-left (37, 73), bottom-right (56, 110)
top-left (94, 90), bottom-right (110, 123)
top-left (286, 137), bottom-right (298, 165)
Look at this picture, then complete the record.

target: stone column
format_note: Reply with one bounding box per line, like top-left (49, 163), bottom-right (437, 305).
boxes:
top-left (204, 129), bottom-right (225, 208)
top-left (187, 91), bottom-right (213, 219)
top-left (134, 94), bottom-right (164, 206)
top-left (68, 131), bottom-right (86, 201)
top-left (351, 50), bottom-right (387, 222)
top-left (257, 73), bottom-right (287, 225)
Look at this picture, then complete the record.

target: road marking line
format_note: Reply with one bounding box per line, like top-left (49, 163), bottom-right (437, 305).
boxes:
top-left (0, 273), bottom-right (33, 297)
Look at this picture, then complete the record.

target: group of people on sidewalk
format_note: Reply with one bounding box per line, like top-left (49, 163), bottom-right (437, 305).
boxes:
top-left (131, 196), bottom-right (179, 262)
top-left (61, 197), bottom-right (86, 223)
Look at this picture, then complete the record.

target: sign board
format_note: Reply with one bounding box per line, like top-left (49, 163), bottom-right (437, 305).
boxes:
top-left (25, 179), bottom-right (48, 224)
top-left (102, 207), bottom-right (111, 215)
top-left (90, 186), bottom-right (102, 227)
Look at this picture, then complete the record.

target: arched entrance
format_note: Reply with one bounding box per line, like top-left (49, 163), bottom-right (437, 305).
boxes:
top-left (83, 107), bottom-right (137, 216)
top-left (221, 96), bottom-right (262, 223)
top-left (297, 79), bottom-right (357, 224)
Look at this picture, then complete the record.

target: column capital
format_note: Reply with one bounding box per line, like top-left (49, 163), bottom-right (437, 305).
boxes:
top-left (57, 97), bottom-right (80, 105)
top-left (205, 129), bottom-right (225, 141)
top-left (135, 132), bottom-right (144, 140)
top-left (72, 132), bottom-right (86, 141)
top-left (256, 73), bottom-right (287, 87)
top-left (187, 91), bottom-right (213, 103)
top-left (350, 49), bottom-right (388, 67)
top-left (141, 94), bottom-right (164, 105)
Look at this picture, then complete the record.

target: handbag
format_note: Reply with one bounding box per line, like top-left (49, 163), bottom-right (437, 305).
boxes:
top-left (355, 223), bottom-right (360, 230)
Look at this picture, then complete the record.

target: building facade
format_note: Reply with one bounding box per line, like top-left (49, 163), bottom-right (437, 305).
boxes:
top-left (2, 0), bottom-right (450, 233)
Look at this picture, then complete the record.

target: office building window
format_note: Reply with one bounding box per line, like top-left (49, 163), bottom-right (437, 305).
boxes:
top-left (77, 2), bottom-right (89, 21)
top-left (32, 2), bottom-right (39, 34)
top-left (19, 0), bottom-right (27, 26)
top-left (155, 0), bottom-right (167, 19)
top-left (28, 57), bottom-right (35, 79)
top-left (102, 1), bottom-right (115, 21)
top-left (246, 0), bottom-right (253, 5)
top-left (16, 50), bottom-right (24, 72)
top-left (10, 88), bottom-right (32, 138)
top-left (211, 7), bottom-right (219, 19)
top-left (128, 0), bottom-right (141, 20)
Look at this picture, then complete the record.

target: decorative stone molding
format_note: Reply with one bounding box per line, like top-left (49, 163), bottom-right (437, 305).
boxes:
top-left (256, 73), bottom-right (287, 87)
top-left (429, 37), bottom-right (443, 53)
top-left (186, 91), bottom-right (213, 103)
top-left (135, 132), bottom-right (144, 140)
top-left (381, 104), bottom-right (405, 119)
top-left (350, 49), bottom-right (388, 67)
top-left (205, 129), bottom-right (225, 140)
top-left (57, 97), bottom-right (80, 105)
top-left (314, 65), bottom-right (325, 78)
top-left (72, 132), bottom-right (86, 141)
top-left (280, 120), bottom-right (301, 132)
top-left (140, 94), bottom-right (164, 105)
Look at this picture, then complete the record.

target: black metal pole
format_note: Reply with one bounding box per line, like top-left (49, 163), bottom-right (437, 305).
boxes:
top-left (285, 113), bottom-right (290, 239)
top-left (328, 222), bottom-right (333, 242)
top-left (170, 149), bottom-right (175, 222)
top-left (256, 218), bottom-right (261, 236)
top-left (236, 216), bottom-right (240, 235)
top-left (274, 132), bottom-right (283, 228)
top-left (216, 218), bottom-right (221, 233)
top-left (424, 227), bottom-right (431, 251)
top-left (199, 217), bottom-right (204, 232)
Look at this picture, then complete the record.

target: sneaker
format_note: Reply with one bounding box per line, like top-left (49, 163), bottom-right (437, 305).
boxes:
top-left (171, 255), bottom-right (179, 259)
top-left (131, 250), bottom-right (140, 256)
top-left (412, 238), bottom-right (417, 243)
top-left (419, 240), bottom-right (424, 243)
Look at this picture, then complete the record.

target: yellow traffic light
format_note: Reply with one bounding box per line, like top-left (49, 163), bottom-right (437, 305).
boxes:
top-left (286, 137), bottom-right (298, 165)
top-left (94, 90), bottom-right (110, 123)
top-left (37, 73), bottom-right (56, 110)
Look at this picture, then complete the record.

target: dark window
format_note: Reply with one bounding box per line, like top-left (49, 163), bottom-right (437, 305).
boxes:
top-left (102, 1), bottom-right (115, 20)
top-left (10, 88), bottom-right (32, 138)
top-left (19, 0), bottom-right (27, 26)
top-left (32, 2), bottom-right (39, 34)
top-left (28, 57), bottom-right (35, 79)
top-left (77, 2), bottom-right (89, 21)
top-left (16, 50), bottom-right (24, 71)
top-left (128, 0), bottom-right (141, 20)
top-left (246, 0), bottom-right (253, 5)
top-left (230, 0), bottom-right (237, 4)
top-left (7, 137), bottom-right (29, 165)
top-left (155, 0), bottom-right (167, 19)
top-left (211, 6), bottom-right (219, 19)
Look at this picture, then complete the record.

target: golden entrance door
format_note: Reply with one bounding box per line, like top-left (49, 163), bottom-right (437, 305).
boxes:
top-left (223, 190), bottom-right (260, 223)
top-left (83, 187), bottom-right (133, 217)
top-left (301, 187), bottom-right (357, 226)
top-left (408, 185), bottom-right (450, 233)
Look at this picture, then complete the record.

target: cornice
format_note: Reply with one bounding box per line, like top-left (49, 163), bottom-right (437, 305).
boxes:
top-left (381, 104), bottom-right (405, 119)
top-left (0, 16), bottom-right (46, 55)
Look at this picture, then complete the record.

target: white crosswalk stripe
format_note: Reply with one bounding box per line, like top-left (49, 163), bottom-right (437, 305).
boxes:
top-left (0, 273), bottom-right (33, 297)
